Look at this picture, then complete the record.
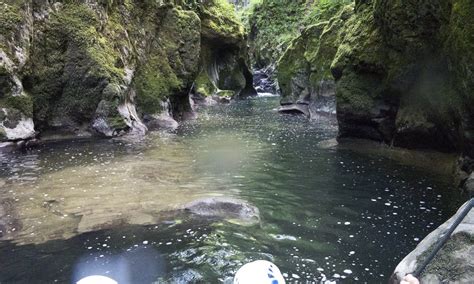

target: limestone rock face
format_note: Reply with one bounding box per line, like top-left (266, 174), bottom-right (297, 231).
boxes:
top-left (0, 0), bottom-right (255, 142)
top-left (391, 200), bottom-right (474, 283)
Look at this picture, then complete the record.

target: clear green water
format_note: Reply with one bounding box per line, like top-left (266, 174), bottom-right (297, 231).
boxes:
top-left (0, 97), bottom-right (465, 283)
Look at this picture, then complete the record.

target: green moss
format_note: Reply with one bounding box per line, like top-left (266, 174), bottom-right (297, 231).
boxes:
top-left (200, 0), bottom-right (245, 44)
top-left (444, 0), bottom-right (474, 99)
top-left (216, 90), bottom-right (235, 97)
top-left (2, 95), bottom-right (33, 117)
top-left (246, 0), bottom-right (306, 66)
top-left (276, 3), bottom-right (353, 101)
top-left (277, 33), bottom-right (312, 100)
top-left (134, 54), bottom-right (182, 115)
top-left (245, 0), bottom-right (352, 66)
top-left (25, 3), bottom-right (125, 127)
top-left (195, 71), bottom-right (216, 97)
top-left (0, 2), bottom-right (22, 37)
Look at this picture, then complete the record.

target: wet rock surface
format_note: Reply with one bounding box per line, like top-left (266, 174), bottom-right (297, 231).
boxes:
top-left (277, 103), bottom-right (310, 117)
top-left (253, 66), bottom-right (278, 94)
top-left (465, 173), bottom-right (474, 195)
top-left (0, 0), bottom-right (255, 144)
top-left (184, 197), bottom-right (260, 225)
top-left (391, 200), bottom-right (474, 283)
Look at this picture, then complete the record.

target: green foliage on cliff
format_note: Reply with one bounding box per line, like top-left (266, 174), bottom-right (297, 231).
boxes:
top-left (246, 0), bottom-right (352, 67)
top-left (246, 0), bottom-right (306, 66)
top-left (276, 2), bottom-right (353, 104)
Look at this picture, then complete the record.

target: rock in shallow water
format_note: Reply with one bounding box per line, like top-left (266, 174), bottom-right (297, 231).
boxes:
top-left (390, 200), bottom-right (474, 283)
top-left (277, 103), bottom-right (310, 117)
top-left (184, 197), bottom-right (260, 225)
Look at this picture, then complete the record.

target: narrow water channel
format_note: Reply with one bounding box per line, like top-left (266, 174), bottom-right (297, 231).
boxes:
top-left (0, 96), bottom-right (464, 283)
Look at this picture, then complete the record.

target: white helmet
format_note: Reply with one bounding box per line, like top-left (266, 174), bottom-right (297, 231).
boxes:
top-left (77, 275), bottom-right (118, 284)
top-left (234, 260), bottom-right (286, 284)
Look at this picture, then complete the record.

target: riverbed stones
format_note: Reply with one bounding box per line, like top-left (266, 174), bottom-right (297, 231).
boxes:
top-left (184, 197), bottom-right (260, 225)
top-left (390, 200), bottom-right (474, 283)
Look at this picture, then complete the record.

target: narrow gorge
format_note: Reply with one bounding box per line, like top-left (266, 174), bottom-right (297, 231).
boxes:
top-left (0, 0), bottom-right (473, 283)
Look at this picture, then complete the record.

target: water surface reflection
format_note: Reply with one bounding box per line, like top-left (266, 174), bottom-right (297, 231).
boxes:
top-left (0, 97), bottom-right (465, 283)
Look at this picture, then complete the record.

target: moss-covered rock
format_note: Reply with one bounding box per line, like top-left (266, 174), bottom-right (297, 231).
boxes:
top-left (246, 0), bottom-right (307, 68)
top-left (0, 0), bottom-right (255, 141)
top-left (24, 2), bottom-right (124, 131)
top-left (276, 3), bottom-right (353, 113)
top-left (200, 0), bottom-right (245, 45)
top-left (332, 0), bottom-right (474, 154)
top-left (196, 1), bottom-right (256, 100)
top-left (246, 0), bottom-right (352, 68)
top-left (443, 0), bottom-right (474, 157)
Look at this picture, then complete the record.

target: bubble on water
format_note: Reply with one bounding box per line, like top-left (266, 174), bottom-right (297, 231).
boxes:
top-left (349, 251), bottom-right (355, 256)
top-left (143, 240), bottom-right (149, 245)
top-left (292, 274), bottom-right (300, 279)
top-left (344, 222), bottom-right (350, 225)
top-left (344, 269), bottom-right (352, 274)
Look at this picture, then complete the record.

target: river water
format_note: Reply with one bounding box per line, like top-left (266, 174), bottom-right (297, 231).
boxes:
top-left (0, 96), bottom-right (465, 283)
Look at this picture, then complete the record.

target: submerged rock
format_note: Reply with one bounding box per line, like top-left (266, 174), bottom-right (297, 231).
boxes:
top-left (277, 103), bottom-right (310, 117)
top-left (390, 200), bottom-right (474, 283)
top-left (0, 198), bottom-right (21, 239)
top-left (184, 197), bottom-right (260, 225)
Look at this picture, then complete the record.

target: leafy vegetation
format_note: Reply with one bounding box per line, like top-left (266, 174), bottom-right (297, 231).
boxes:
top-left (243, 0), bottom-right (352, 67)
